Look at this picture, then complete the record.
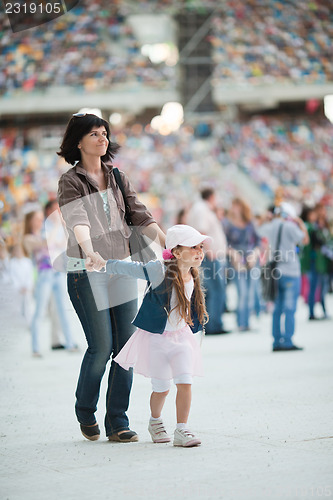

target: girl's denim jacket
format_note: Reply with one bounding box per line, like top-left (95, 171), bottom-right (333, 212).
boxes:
top-left (105, 259), bottom-right (202, 334)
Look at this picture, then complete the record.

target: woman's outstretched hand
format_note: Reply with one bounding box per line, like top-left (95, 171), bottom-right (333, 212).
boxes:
top-left (85, 252), bottom-right (107, 272)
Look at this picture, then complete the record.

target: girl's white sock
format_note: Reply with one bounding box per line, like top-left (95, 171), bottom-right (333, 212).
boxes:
top-left (150, 416), bottom-right (160, 421)
top-left (176, 423), bottom-right (186, 430)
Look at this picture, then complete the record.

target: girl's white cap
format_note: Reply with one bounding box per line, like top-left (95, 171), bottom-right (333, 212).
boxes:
top-left (165, 224), bottom-right (212, 251)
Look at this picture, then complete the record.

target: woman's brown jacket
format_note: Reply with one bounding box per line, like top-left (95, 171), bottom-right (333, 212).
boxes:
top-left (57, 161), bottom-right (155, 260)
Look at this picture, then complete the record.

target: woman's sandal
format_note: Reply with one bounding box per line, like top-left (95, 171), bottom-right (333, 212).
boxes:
top-left (80, 423), bottom-right (100, 441)
top-left (108, 430), bottom-right (139, 442)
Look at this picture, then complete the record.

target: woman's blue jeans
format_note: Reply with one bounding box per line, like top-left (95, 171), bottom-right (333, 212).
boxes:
top-left (272, 275), bottom-right (301, 348)
top-left (67, 270), bottom-right (137, 436)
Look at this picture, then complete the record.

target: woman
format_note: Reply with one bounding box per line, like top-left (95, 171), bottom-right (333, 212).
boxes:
top-left (223, 197), bottom-right (261, 331)
top-left (307, 210), bottom-right (331, 320)
top-left (299, 205), bottom-right (317, 304)
top-left (22, 210), bottom-right (76, 356)
top-left (57, 113), bottom-right (165, 443)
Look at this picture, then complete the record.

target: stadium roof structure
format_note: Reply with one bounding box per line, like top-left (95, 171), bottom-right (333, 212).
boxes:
top-left (212, 83), bottom-right (333, 108)
top-left (0, 86), bottom-right (180, 117)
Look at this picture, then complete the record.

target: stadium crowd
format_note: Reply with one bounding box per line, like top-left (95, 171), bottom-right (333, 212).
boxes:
top-left (210, 0), bottom-right (333, 87)
top-left (1, 0), bottom-right (332, 96)
top-left (0, 0), bottom-right (176, 97)
top-left (216, 115), bottom-right (333, 204)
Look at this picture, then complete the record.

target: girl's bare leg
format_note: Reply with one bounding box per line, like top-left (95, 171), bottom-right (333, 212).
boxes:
top-left (150, 391), bottom-right (169, 418)
top-left (176, 384), bottom-right (192, 423)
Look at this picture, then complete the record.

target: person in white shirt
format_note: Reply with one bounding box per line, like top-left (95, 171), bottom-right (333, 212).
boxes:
top-left (9, 244), bottom-right (34, 325)
top-left (187, 188), bottom-right (230, 335)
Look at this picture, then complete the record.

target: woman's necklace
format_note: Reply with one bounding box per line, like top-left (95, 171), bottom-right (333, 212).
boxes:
top-left (89, 169), bottom-right (107, 191)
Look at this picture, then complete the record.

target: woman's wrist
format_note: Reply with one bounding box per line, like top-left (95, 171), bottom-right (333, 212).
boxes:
top-left (85, 252), bottom-right (107, 272)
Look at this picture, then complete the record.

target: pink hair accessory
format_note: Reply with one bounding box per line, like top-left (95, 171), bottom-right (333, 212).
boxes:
top-left (162, 249), bottom-right (174, 260)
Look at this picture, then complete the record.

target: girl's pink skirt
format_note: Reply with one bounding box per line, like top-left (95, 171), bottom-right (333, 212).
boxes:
top-left (114, 325), bottom-right (203, 380)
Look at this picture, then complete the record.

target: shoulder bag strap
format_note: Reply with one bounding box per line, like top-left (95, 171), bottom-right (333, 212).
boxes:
top-left (113, 167), bottom-right (132, 227)
top-left (142, 265), bottom-right (150, 282)
top-left (276, 222), bottom-right (283, 251)
top-left (273, 222), bottom-right (283, 260)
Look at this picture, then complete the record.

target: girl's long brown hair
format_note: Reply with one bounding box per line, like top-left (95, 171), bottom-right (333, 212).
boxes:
top-left (164, 259), bottom-right (208, 327)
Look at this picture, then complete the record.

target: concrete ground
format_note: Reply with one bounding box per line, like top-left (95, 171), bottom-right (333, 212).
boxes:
top-left (1, 283), bottom-right (332, 500)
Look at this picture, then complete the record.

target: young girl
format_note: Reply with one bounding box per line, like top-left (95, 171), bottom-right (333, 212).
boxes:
top-left (88, 224), bottom-right (210, 447)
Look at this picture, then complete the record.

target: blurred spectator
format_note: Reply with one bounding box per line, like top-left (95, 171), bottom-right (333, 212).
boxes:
top-left (175, 207), bottom-right (189, 225)
top-left (257, 202), bottom-right (309, 351)
top-left (187, 188), bottom-right (230, 335)
top-left (22, 209), bottom-right (76, 357)
top-left (44, 199), bottom-right (68, 272)
top-left (44, 200), bottom-right (72, 349)
top-left (8, 243), bottom-right (34, 325)
top-left (325, 219), bottom-right (333, 294)
top-left (223, 197), bottom-right (261, 331)
top-left (306, 206), bottom-right (331, 320)
top-left (300, 205), bottom-right (317, 304)
top-left (48, 296), bottom-right (66, 350)
top-left (0, 238), bottom-right (11, 285)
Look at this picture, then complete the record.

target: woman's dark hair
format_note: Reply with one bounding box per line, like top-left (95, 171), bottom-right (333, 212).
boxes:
top-left (57, 114), bottom-right (120, 165)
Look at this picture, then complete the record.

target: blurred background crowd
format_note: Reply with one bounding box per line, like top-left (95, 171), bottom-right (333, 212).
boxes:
top-left (0, 0), bottom-right (332, 354)
top-left (1, 115), bottom-right (332, 235)
top-left (0, 1), bottom-right (177, 96)
top-left (1, 0), bottom-right (332, 95)
top-left (210, 0), bottom-right (333, 87)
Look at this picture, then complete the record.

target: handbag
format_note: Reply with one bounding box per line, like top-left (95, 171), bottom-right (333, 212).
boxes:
top-left (113, 168), bottom-right (156, 263)
top-left (260, 223), bottom-right (283, 302)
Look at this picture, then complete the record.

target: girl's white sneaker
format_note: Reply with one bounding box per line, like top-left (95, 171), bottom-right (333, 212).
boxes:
top-left (148, 419), bottom-right (171, 443)
top-left (173, 428), bottom-right (201, 447)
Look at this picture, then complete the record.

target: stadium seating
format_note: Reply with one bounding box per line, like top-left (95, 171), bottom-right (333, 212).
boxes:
top-left (210, 0), bottom-right (333, 87)
top-left (0, 0), bottom-right (176, 97)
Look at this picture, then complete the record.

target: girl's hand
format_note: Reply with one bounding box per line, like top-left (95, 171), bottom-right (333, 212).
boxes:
top-left (85, 252), bottom-right (106, 272)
